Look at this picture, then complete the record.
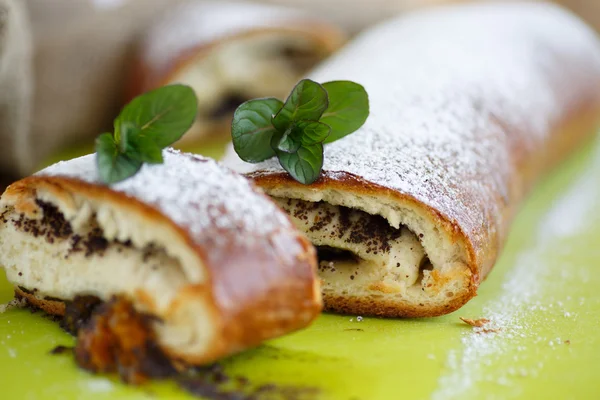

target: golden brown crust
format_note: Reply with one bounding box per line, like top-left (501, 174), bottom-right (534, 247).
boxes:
top-left (1, 153), bottom-right (321, 364)
top-left (15, 288), bottom-right (66, 316)
top-left (323, 290), bottom-right (473, 318)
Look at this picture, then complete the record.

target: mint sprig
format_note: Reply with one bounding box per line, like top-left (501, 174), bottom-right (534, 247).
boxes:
top-left (95, 84), bottom-right (198, 184)
top-left (231, 79), bottom-right (369, 184)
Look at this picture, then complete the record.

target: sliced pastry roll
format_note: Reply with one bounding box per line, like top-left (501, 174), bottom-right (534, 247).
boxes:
top-left (225, 3), bottom-right (600, 317)
top-left (0, 149), bottom-right (320, 377)
top-left (128, 1), bottom-right (346, 144)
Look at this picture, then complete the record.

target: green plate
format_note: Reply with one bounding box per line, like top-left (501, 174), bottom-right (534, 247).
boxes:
top-left (1, 138), bottom-right (600, 399)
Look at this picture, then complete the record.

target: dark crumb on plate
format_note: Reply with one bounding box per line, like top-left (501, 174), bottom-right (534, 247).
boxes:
top-left (24, 295), bottom-right (320, 399)
top-left (178, 376), bottom-right (319, 400)
top-left (235, 376), bottom-right (250, 386)
top-left (179, 362), bottom-right (319, 399)
top-left (43, 313), bottom-right (62, 323)
top-left (61, 295), bottom-right (103, 335)
top-left (50, 345), bottom-right (73, 355)
top-left (74, 296), bottom-right (176, 384)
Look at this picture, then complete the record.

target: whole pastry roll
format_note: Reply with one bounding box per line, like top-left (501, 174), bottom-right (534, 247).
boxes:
top-left (0, 149), bottom-right (320, 379)
top-left (225, 3), bottom-right (600, 317)
top-left (127, 1), bottom-right (346, 144)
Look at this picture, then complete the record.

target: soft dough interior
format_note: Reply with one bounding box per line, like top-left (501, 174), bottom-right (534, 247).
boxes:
top-left (170, 32), bottom-right (324, 142)
top-left (271, 196), bottom-right (468, 307)
top-left (0, 194), bottom-right (214, 358)
top-left (0, 200), bottom-right (185, 310)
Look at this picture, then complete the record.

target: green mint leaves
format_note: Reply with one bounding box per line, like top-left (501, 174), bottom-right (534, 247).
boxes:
top-left (95, 84), bottom-right (198, 184)
top-left (231, 79), bottom-right (369, 184)
top-left (230, 98), bottom-right (282, 163)
top-left (320, 81), bottom-right (369, 143)
top-left (272, 80), bottom-right (329, 131)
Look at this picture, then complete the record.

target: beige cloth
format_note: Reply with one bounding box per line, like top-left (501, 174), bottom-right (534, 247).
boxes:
top-left (24, 0), bottom-right (189, 174)
top-left (557, 0), bottom-right (600, 32)
top-left (0, 0), bottom-right (31, 177)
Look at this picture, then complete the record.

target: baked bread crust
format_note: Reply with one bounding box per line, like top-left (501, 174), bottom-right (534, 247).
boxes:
top-left (225, 2), bottom-right (600, 317)
top-left (0, 149), bottom-right (321, 364)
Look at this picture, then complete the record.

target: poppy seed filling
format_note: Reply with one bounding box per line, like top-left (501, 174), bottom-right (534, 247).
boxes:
top-left (273, 198), bottom-right (430, 291)
top-left (10, 200), bottom-right (164, 259)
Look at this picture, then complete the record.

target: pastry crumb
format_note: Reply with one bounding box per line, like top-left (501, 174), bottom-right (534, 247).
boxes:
top-left (476, 327), bottom-right (501, 334)
top-left (459, 317), bottom-right (501, 334)
top-left (459, 317), bottom-right (490, 327)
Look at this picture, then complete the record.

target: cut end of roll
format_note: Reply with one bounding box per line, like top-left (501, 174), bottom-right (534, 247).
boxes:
top-left (0, 180), bottom-right (218, 363)
top-left (127, 2), bottom-right (346, 144)
top-left (255, 173), bottom-right (477, 318)
top-left (0, 162), bottom-right (321, 366)
top-left (171, 32), bottom-right (334, 143)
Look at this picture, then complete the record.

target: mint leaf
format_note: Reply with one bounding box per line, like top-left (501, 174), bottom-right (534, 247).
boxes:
top-left (294, 120), bottom-right (331, 145)
top-left (320, 81), bottom-right (369, 143)
top-left (271, 126), bottom-right (301, 153)
top-left (276, 143), bottom-right (323, 185)
top-left (230, 78), bottom-right (369, 186)
top-left (95, 133), bottom-right (142, 184)
top-left (271, 121), bottom-right (329, 153)
top-left (115, 84), bottom-right (198, 148)
top-left (117, 121), bottom-right (138, 153)
top-left (95, 84), bottom-right (198, 184)
top-left (231, 98), bottom-right (283, 163)
top-left (272, 79), bottom-right (328, 131)
top-left (127, 134), bottom-right (164, 164)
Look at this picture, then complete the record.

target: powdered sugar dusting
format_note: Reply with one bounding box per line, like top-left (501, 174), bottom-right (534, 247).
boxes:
top-left (82, 378), bottom-right (114, 393)
top-left (432, 140), bottom-right (600, 399)
top-left (38, 149), bottom-right (291, 251)
top-left (242, 3), bottom-right (600, 258)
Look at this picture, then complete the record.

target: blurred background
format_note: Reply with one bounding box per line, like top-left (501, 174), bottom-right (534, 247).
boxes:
top-left (1, 0), bottom-right (599, 189)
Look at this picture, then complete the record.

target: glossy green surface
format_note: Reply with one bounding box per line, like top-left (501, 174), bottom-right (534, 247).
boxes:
top-left (2, 138), bottom-right (600, 399)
